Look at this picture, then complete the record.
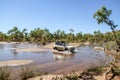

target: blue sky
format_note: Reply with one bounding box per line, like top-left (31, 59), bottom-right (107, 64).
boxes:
top-left (0, 0), bottom-right (120, 34)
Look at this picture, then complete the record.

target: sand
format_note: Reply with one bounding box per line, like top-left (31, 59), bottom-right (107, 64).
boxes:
top-left (0, 60), bottom-right (33, 66)
top-left (15, 48), bottom-right (50, 52)
top-left (0, 41), bottom-right (19, 44)
top-left (28, 72), bottom-right (120, 80)
top-left (28, 75), bottom-right (62, 80)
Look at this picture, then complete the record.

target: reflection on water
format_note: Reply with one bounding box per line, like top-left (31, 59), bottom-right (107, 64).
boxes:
top-left (53, 52), bottom-right (75, 61)
top-left (0, 43), bottom-right (111, 67)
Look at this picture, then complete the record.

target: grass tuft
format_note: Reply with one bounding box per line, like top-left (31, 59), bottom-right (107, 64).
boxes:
top-left (19, 66), bottom-right (42, 80)
top-left (87, 66), bottom-right (104, 75)
top-left (0, 66), bottom-right (11, 80)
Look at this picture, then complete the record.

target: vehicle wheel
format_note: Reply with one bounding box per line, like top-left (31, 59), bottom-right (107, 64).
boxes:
top-left (54, 47), bottom-right (57, 50)
top-left (65, 48), bottom-right (68, 51)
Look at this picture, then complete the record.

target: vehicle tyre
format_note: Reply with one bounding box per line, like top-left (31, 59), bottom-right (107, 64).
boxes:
top-left (54, 47), bottom-right (57, 50)
top-left (65, 48), bottom-right (68, 51)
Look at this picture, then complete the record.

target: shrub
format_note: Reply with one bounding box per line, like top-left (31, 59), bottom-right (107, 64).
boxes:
top-left (105, 41), bottom-right (116, 51)
top-left (19, 66), bottom-right (42, 80)
top-left (0, 66), bottom-right (11, 80)
top-left (63, 72), bottom-right (79, 80)
top-left (87, 66), bottom-right (104, 75)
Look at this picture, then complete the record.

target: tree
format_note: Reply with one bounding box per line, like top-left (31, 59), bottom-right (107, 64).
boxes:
top-left (76, 32), bottom-right (83, 42)
top-left (82, 33), bottom-right (92, 42)
top-left (7, 27), bottom-right (27, 42)
top-left (94, 30), bottom-right (104, 43)
top-left (29, 28), bottom-right (44, 42)
top-left (70, 29), bottom-right (74, 33)
top-left (53, 29), bottom-right (66, 41)
top-left (0, 32), bottom-right (7, 41)
top-left (93, 6), bottom-right (119, 50)
top-left (67, 29), bottom-right (75, 42)
top-left (94, 6), bottom-right (120, 80)
top-left (7, 26), bottom-right (20, 41)
top-left (21, 28), bottom-right (27, 42)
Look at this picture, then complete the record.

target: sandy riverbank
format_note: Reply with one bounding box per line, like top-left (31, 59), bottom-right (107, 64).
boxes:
top-left (27, 72), bottom-right (116, 80)
top-left (0, 60), bottom-right (33, 66)
top-left (0, 41), bottom-right (19, 44)
top-left (28, 74), bottom-right (62, 80)
top-left (15, 48), bottom-right (51, 52)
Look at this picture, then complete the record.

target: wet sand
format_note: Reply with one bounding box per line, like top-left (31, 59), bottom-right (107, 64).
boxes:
top-left (15, 48), bottom-right (50, 52)
top-left (0, 60), bottom-right (33, 66)
top-left (0, 41), bottom-right (19, 44)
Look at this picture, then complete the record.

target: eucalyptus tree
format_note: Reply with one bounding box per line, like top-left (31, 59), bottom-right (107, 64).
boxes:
top-left (93, 6), bottom-right (119, 49)
top-left (7, 27), bottom-right (27, 42)
top-left (104, 32), bottom-right (114, 42)
top-left (94, 30), bottom-right (104, 42)
top-left (43, 28), bottom-right (50, 40)
top-left (53, 29), bottom-right (66, 41)
top-left (116, 30), bottom-right (120, 41)
top-left (75, 32), bottom-right (83, 42)
top-left (60, 30), bottom-right (66, 41)
top-left (66, 29), bottom-right (75, 42)
top-left (94, 6), bottom-right (120, 80)
top-left (7, 26), bottom-right (20, 41)
top-left (21, 28), bottom-right (28, 42)
top-left (53, 30), bottom-right (60, 41)
top-left (41, 28), bottom-right (52, 44)
top-left (82, 33), bottom-right (92, 42)
top-left (29, 28), bottom-right (44, 42)
top-left (70, 28), bottom-right (74, 33)
top-left (0, 32), bottom-right (7, 41)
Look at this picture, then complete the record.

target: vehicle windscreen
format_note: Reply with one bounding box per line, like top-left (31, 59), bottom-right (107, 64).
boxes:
top-left (55, 41), bottom-right (69, 46)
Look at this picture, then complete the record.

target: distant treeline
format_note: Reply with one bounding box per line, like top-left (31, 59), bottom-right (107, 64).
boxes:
top-left (0, 26), bottom-right (120, 44)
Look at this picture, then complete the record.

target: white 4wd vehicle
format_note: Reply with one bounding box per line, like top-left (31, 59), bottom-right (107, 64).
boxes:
top-left (53, 41), bottom-right (75, 53)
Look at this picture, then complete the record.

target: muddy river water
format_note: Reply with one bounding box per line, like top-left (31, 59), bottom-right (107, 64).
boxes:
top-left (0, 43), bottom-right (112, 74)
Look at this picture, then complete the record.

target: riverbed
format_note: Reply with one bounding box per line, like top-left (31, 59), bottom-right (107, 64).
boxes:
top-left (0, 42), bottom-right (111, 74)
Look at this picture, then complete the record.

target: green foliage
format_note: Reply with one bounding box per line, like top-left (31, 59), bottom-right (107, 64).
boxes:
top-left (7, 26), bottom-right (27, 42)
top-left (19, 66), bottom-right (35, 80)
top-left (94, 6), bottom-right (119, 50)
top-left (87, 66), bottom-right (104, 75)
top-left (0, 26), bottom-right (120, 44)
top-left (0, 67), bottom-right (11, 80)
top-left (93, 6), bottom-right (118, 33)
top-left (105, 41), bottom-right (116, 50)
top-left (41, 39), bottom-right (46, 45)
top-left (63, 72), bottom-right (79, 80)
top-left (94, 30), bottom-right (104, 42)
top-left (93, 6), bottom-right (120, 80)
top-left (0, 32), bottom-right (7, 41)
top-left (93, 6), bottom-right (112, 24)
